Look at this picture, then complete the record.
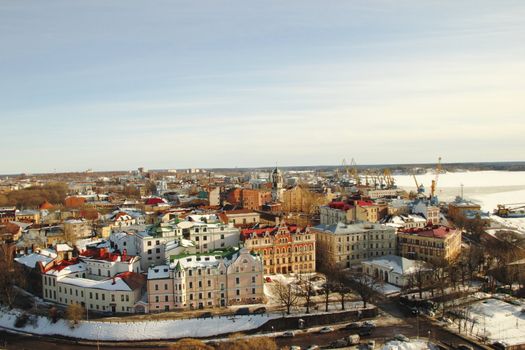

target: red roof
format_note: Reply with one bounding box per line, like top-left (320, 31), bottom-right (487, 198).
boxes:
top-left (145, 197), bottom-right (166, 205)
top-left (44, 258), bottom-right (79, 273)
top-left (356, 200), bottom-right (375, 207)
top-left (117, 271), bottom-right (146, 290)
top-left (240, 224), bottom-right (305, 239)
top-left (80, 247), bottom-right (133, 262)
top-left (401, 226), bottom-right (456, 238)
top-left (329, 201), bottom-right (352, 211)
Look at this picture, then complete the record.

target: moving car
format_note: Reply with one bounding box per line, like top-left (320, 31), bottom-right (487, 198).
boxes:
top-left (319, 326), bottom-right (334, 333)
top-left (394, 334), bottom-right (410, 342)
top-left (281, 331), bottom-right (295, 338)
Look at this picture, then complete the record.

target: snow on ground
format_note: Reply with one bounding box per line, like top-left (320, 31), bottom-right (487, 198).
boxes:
top-left (381, 340), bottom-right (439, 350)
top-left (0, 308), bottom-right (277, 341)
top-left (457, 298), bottom-right (525, 346)
top-left (488, 215), bottom-right (525, 234)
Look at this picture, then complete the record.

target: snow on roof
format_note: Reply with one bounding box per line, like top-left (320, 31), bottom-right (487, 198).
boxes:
top-left (46, 261), bottom-right (87, 277)
top-left (147, 265), bottom-right (170, 279)
top-left (381, 340), bottom-right (438, 350)
top-left (56, 243), bottom-right (73, 252)
top-left (59, 276), bottom-right (132, 291)
top-left (362, 255), bottom-right (428, 275)
top-left (15, 252), bottom-right (56, 269)
top-left (314, 222), bottom-right (394, 235)
top-left (170, 254), bottom-right (222, 270)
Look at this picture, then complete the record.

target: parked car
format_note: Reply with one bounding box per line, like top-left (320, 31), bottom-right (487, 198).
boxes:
top-left (199, 311), bottom-right (213, 318)
top-left (329, 339), bottom-right (348, 348)
top-left (456, 344), bottom-right (474, 350)
top-left (281, 331), bottom-right (295, 338)
top-left (366, 340), bottom-right (376, 350)
top-left (235, 307), bottom-right (250, 315)
top-left (358, 327), bottom-right (373, 336)
top-left (265, 276), bottom-right (272, 282)
top-left (319, 326), bottom-right (334, 333)
top-left (290, 346), bottom-right (301, 350)
top-left (363, 320), bottom-right (375, 328)
top-left (306, 346), bottom-right (320, 350)
top-left (394, 334), bottom-right (410, 342)
top-left (344, 322), bottom-right (361, 330)
top-left (252, 307), bottom-right (266, 314)
top-left (492, 341), bottom-right (509, 350)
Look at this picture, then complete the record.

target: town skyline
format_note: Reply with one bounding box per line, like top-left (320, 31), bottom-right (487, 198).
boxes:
top-left (2, 0), bottom-right (525, 174)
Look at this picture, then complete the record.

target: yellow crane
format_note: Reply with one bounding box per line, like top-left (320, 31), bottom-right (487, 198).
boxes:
top-left (430, 157), bottom-right (442, 198)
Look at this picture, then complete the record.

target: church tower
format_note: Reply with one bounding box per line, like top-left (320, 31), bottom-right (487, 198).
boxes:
top-left (270, 166), bottom-right (284, 202)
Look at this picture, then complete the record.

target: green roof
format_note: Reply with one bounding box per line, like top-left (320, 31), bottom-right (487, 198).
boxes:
top-left (169, 246), bottom-right (239, 262)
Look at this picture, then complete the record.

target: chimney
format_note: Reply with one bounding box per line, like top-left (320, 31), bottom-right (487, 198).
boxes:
top-left (112, 277), bottom-right (116, 285)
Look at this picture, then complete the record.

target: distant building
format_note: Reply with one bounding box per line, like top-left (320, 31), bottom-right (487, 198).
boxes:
top-left (220, 209), bottom-right (260, 228)
top-left (448, 197), bottom-right (482, 219)
top-left (241, 189), bottom-right (272, 211)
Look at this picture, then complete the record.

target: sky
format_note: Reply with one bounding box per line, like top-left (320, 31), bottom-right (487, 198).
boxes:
top-left (1, 1), bottom-right (524, 174)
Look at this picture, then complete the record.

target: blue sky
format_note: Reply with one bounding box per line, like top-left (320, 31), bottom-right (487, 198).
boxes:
top-left (1, 1), bottom-right (524, 173)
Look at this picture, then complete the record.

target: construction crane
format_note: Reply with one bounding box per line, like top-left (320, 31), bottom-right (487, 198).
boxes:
top-left (430, 157), bottom-right (442, 198)
top-left (383, 168), bottom-right (395, 188)
top-left (350, 158), bottom-right (361, 185)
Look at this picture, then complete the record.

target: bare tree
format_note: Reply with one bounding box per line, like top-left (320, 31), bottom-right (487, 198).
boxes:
top-left (271, 280), bottom-right (300, 315)
top-left (0, 242), bottom-right (27, 308)
top-left (65, 303), bottom-right (84, 327)
top-left (321, 281), bottom-right (335, 312)
top-left (347, 269), bottom-right (381, 309)
top-left (297, 272), bottom-right (316, 314)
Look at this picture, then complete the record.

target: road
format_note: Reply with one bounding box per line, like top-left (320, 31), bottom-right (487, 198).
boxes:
top-left (276, 300), bottom-right (488, 349)
top-left (0, 300), bottom-right (487, 350)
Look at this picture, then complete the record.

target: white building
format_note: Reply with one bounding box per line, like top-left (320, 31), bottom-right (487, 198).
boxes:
top-left (361, 255), bottom-right (430, 287)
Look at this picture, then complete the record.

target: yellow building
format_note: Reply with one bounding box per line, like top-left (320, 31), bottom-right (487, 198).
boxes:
top-left (313, 222), bottom-right (397, 270)
top-left (398, 226), bottom-right (461, 264)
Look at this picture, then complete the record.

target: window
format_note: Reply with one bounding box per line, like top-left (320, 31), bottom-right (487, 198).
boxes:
top-left (164, 284), bottom-right (168, 290)
top-left (236, 277), bottom-right (240, 285)
top-left (147, 241), bottom-right (152, 246)
top-left (165, 296), bottom-right (168, 302)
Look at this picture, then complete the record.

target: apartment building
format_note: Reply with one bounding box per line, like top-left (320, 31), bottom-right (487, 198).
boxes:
top-left (147, 248), bottom-right (263, 312)
top-left (241, 223), bottom-right (316, 274)
top-left (397, 226), bottom-right (461, 264)
top-left (312, 222), bottom-right (397, 270)
top-left (42, 259), bottom-right (145, 314)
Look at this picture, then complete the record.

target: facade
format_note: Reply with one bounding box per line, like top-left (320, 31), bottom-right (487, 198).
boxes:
top-left (448, 197), bottom-right (482, 219)
top-left (411, 201), bottom-right (440, 225)
top-left (241, 189), bottom-right (272, 211)
top-left (397, 226), bottom-right (462, 264)
top-left (241, 223), bottom-right (316, 274)
top-left (174, 220), bottom-right (240, 255)
top-left (221, 209), bottom-right (260, 228)
top-left (320, 203), bottom-right (354, 225)
top-left (313, 222), bottom-right (397, 269)
top-left (64, 219), bottom-right (92, 240)
top-left (147, 248), bottom-right (264, 312)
